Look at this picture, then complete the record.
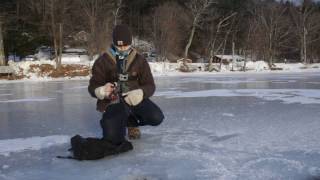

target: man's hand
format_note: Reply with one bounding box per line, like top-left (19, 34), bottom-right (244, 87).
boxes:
top-left (94, 83), bottom-right (115, 100)
top-left (122, 89), bottom-right (143, 106)
top-left (104, 83), bottom-right (115, 96)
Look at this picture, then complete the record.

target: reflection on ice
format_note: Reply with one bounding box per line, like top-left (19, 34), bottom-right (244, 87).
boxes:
top-left (155, 89), bottom-right (320, 104)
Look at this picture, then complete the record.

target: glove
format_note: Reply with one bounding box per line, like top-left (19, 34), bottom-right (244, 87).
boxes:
top-left (123, 89), bottom-right (144, 106)
top-left (94, 83), bottom-right (115, 100)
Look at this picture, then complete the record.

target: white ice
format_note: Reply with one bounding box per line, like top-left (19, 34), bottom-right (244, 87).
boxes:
top-left (0, 72), bottom-right (320, 180)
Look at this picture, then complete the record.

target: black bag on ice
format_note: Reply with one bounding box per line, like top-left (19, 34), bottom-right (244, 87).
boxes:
top-left (57, 135), bottom-right (133, 160)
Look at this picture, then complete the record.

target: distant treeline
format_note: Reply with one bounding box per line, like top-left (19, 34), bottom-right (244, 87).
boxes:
top-left (0, 0), bottom-right (320, 66)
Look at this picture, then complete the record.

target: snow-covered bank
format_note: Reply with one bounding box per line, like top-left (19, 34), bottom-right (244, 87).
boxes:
top-left (5, 60), bottom-right (91, 80)
top-left (1, 60), bottom-right (319, 83)
top-left (149, 61), bottom-right (320, 76)
top-left (8, 60), bottom-right (56, 78)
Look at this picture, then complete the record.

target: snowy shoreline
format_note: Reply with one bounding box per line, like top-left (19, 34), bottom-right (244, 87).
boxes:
top-left (1, 69), bottom-right (320, 84)
top-left (1, 61), bottom-right (320, 84)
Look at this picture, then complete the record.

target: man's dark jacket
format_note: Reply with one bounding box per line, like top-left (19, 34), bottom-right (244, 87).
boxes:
top-left (88, 48), bottom-right (155, 112)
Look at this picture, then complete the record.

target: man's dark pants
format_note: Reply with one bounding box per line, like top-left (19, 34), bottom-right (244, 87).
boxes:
top-left (100, 99), bottom-right (164, 144)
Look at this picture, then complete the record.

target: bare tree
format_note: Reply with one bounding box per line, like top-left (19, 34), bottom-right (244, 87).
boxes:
top-left (207, 12), bottom-right (237, 71)
top-left (152, 2), bottom-right (183, 62)
top-left (309, 12), bottom-right (320, 62)
top-left (77, 0), bottom-right (113, 58)
top-left (46, 0), bottom-right (72, 68)
top-left (0, 18), bottom-right (4, 66)
top-left (22, 0), bottom-right (46, 24)
top-left (242, 16), bottom-right (259, 71)
top-left (112, 0), bottom-right (124, 26)
top-left (256, 1), bottom-right (291, 67)
top-left (23, 0), bottom-right (72, 68)
top-left (184, 0), bottom-right (214, 59)
top-left (0, 1), bottom-right (20, 66)
top-left (290, 0), bottom-right (320, 64)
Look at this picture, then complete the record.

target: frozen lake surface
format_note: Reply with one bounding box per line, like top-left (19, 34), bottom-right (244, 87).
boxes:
top-left (1, 73), bottom-right (320, 180)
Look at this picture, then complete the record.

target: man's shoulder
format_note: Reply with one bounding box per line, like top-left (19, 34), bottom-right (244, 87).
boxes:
top-left (94, 54), bottom-right (106, 63)
top-left (135, 52), bottom-right (144, 59)
top-left (94, 53), bottom-right (114, 66)
top-left (132, 50), bottom-right (146, 62)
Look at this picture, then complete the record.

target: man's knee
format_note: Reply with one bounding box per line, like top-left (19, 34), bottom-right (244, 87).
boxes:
top-left (132, 99), bottom-right (164, 126)
top-left (149, 111), bottom-right (164, 126)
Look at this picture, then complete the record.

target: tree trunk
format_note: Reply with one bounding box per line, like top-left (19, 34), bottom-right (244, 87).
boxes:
top-left (50, 1), bottom-right (59, 67)
top-left (232, 41), bottom-right (235, 71)
top-left (268, 31), bottom-right (273, 68)
top-left (89, 16), bottom-right (96, 60)
top-left (53, 36), bottom-right (58, 66)
top-left (208, 32), bottom-right (218, 70)
top-left (57, 23), bottom-right (63, 68)
top-left (113, 1), bottom-right (121, 26)
top-left (104, 20), bottom-right (109, 53)
top-left (184, 25), bottom-right (196, 59)
top-left (243, 52), bottom-right (247, 72)
top-left (0, 21), bottom-right (5, 66)
top-left (303, 26), bottom-right (307, 64)
top-left (208, 13), bottom-right (237, 70)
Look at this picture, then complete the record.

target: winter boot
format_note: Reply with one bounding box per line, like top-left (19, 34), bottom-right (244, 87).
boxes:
top-left (128, 127), bottom-right (141, 140)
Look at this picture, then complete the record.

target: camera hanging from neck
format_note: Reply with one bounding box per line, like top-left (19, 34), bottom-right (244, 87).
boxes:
top-left (116, 54), bottom-right (129, 94)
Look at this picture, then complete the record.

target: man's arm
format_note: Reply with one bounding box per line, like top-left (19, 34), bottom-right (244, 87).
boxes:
top-left (88, 58), bottom-right (107, 99)
top-left (138, 57), bottom-right (155, 98)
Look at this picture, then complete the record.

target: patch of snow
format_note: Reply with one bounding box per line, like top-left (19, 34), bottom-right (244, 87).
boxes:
top-left (0, 94), bottom-right (12, 96)
top-left (0, 135), bottom-right (69, 156)
top-left (119, 174), bottom-right (159, 180)
top-left (149, 62), bottom-right (176, 75)
top-left (307, 82), bottom-right (320, 85)
top-left (55, 85), bottom-right (88, 93)
top-left (133, 37), bottom-right (154, 52)
top-left (155, 89), bottom-right (320, 104)
top-left (215, 55), bottom-right (245, 60)
top-left (178, 77), bottom-right (269, 84)
top-left (271, 80), bottom-right (296, 84)
top-left (61, 54), bottom-right (90, 64)
top-left (0, 97), bottom-right (55, 103)
top-left (8, 60), bottom-right (56, 76)
top-left (308, 167), bottom-right (320, 177)
top-left (64, 48), bottom-right (87, 53)
top-left (222, 113), bottom-right (235, 117)
top-left (246, 61), bottom-right (270, 71)
top-left (2, 165), bottom-right (9, 170)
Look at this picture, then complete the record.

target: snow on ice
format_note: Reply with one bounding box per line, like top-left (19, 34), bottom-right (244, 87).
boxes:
top-left (0, 97), bottom-right (55, 103)
top-left (154, 89), bottom-right (320, 104)
top-left (0, 135), bottom-right (69, 157)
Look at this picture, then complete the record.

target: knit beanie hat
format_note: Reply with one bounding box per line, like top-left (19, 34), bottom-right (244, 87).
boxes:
top-left (112, 25), bottom-right (132, 46)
